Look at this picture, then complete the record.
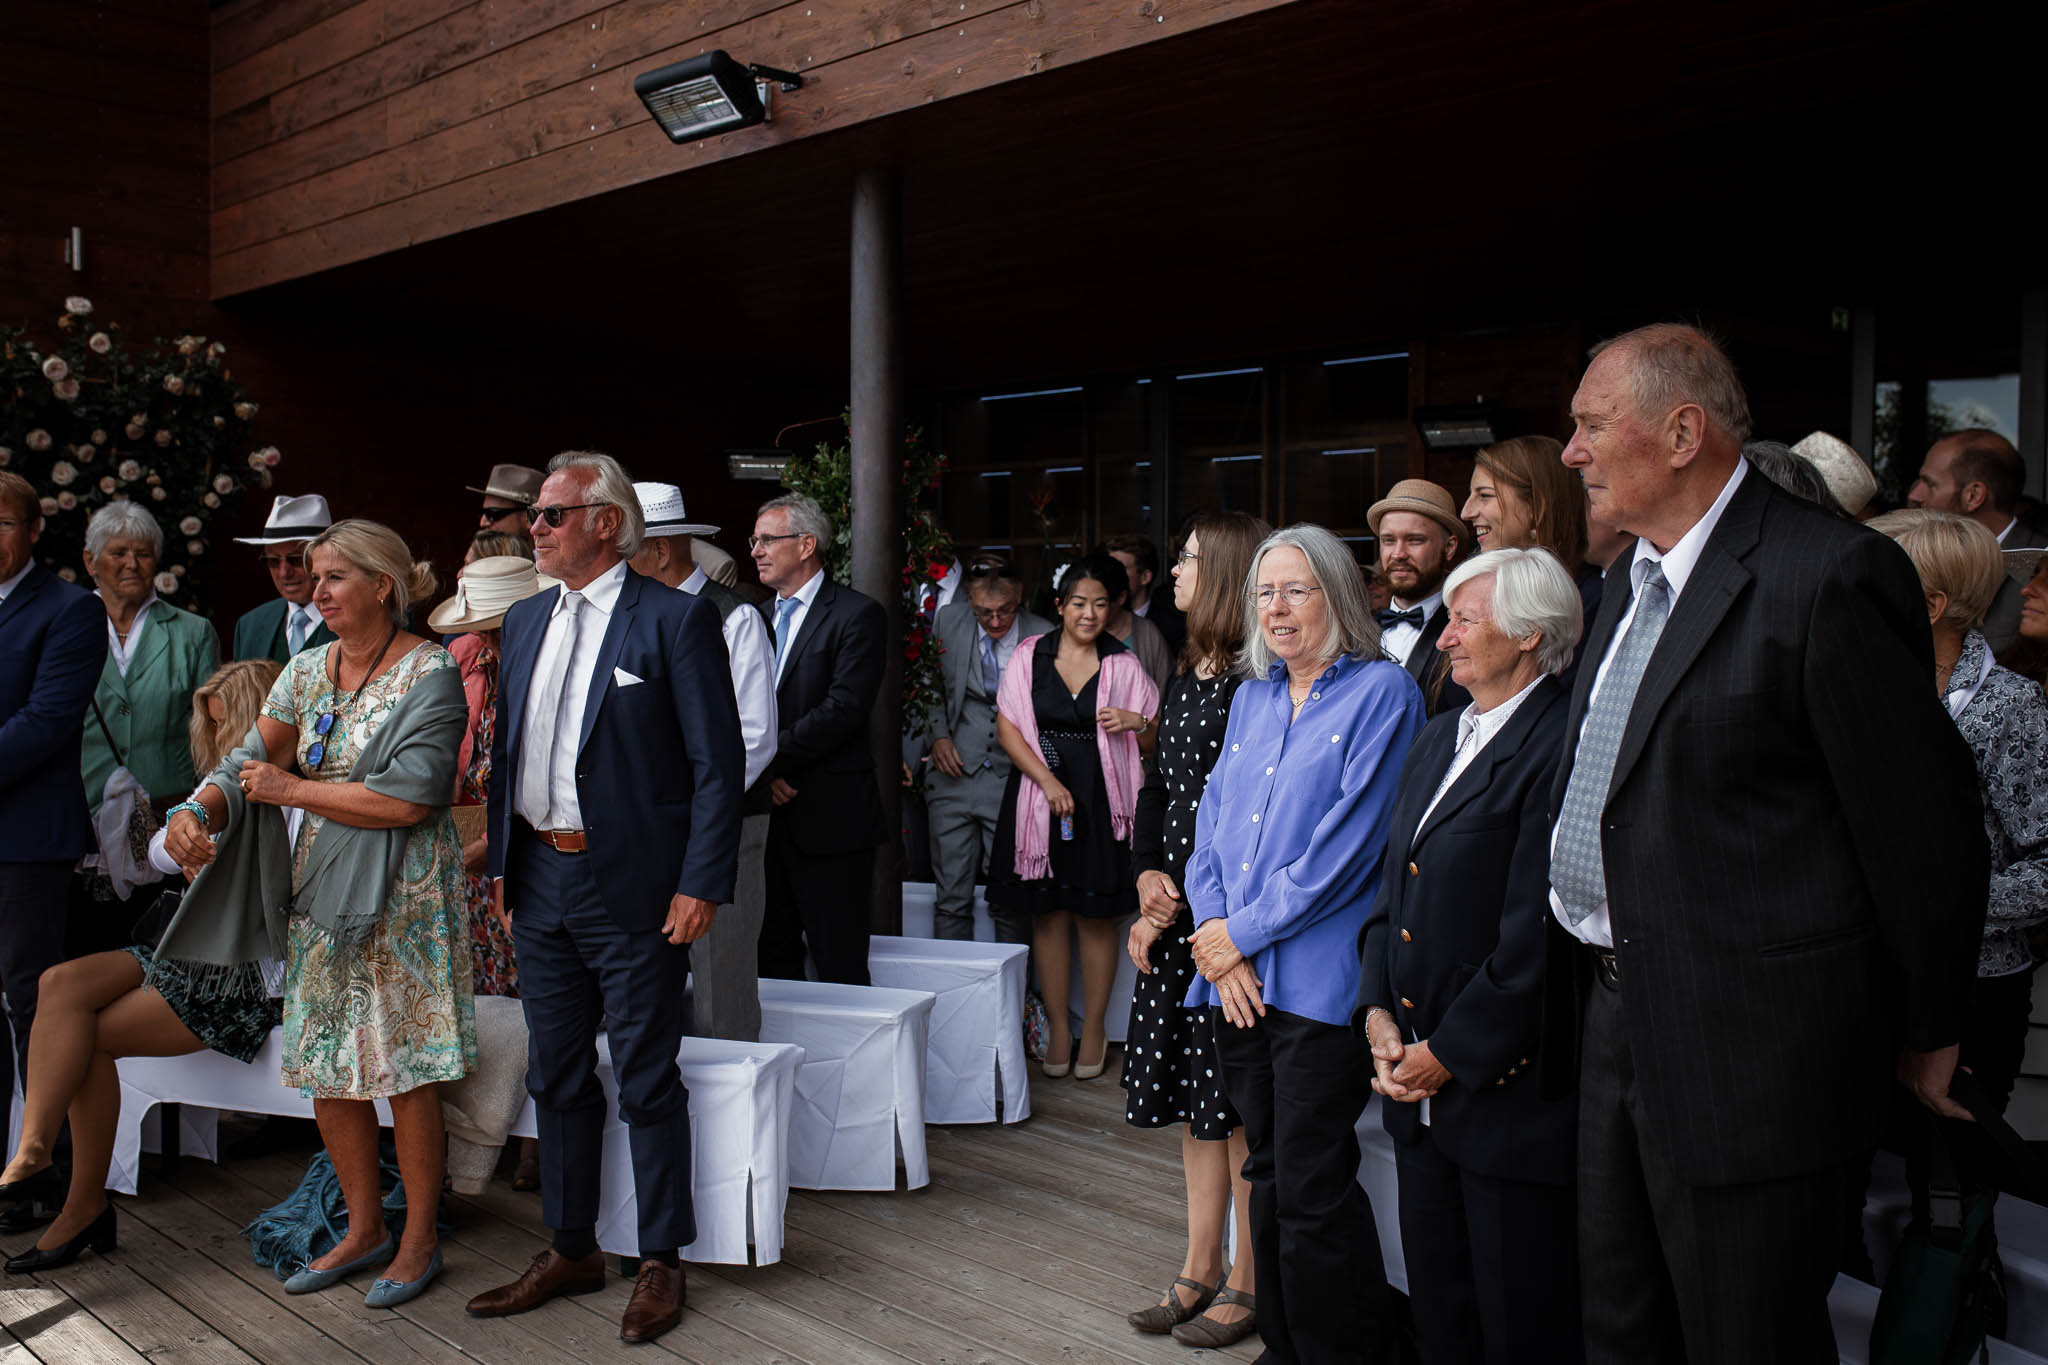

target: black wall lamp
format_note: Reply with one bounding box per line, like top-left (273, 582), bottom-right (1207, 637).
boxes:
top-left (635, 51), bottom-right (805, 144)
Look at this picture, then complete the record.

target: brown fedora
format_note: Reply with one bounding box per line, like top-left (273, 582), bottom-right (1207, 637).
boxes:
top-left (1367, 478), bottom-right (1466, 544)
top-left (465, 463), bottom-right (545, 506)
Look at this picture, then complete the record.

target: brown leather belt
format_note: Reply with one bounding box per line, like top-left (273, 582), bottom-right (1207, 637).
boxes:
top-left (1589, 945), bottom-right (1620, 990)
top-left (521, 820), bottom-right (589, 854)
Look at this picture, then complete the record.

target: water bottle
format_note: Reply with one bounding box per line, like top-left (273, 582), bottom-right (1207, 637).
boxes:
top-left (1059, 812), bottom-right (1074, 841)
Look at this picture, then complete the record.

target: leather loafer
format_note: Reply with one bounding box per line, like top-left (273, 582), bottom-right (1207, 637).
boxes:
top-left (620, 1259), bottom-right (685, 1343)
top-left (465, 1248), bottom-right (605, 1317)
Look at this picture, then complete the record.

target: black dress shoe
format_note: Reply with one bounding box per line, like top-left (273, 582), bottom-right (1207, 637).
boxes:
top-left (5, 1203), bottom-right (115, 1274)
top-left (0, 1164), bottom-right (62, 1207)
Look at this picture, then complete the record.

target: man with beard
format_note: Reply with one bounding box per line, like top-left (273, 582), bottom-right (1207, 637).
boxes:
top-left (1367, 479), bottom-right (1471, 716)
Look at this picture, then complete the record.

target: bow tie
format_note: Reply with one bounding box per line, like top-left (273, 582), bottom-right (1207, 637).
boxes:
top-left (1377, 606), bottom-right (1426, 629)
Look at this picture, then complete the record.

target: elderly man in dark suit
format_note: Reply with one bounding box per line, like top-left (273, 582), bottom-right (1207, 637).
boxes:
top-left (0, 472), bottom-right (108, 1158)
top-left (1547, 324), bottom-right (1985, 1363)
top-left (1359, 545), bottom-right (1583, 1365)
top-left (469, 452), bottom-right (743, 1345)
top-left (230, 493), bottom-right (337, 663)
top-left (751, 493), bottom-right (887, 986)
top-left (922, 559), bottom-right (1053, 944)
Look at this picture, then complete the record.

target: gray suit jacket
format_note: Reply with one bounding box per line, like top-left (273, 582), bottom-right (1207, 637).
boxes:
top-left (929, 600), bottom-right (1054, 747)
top-left (1983, 517), bottom-right (2048, 655)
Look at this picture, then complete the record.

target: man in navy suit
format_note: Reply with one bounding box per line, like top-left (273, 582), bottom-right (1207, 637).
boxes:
top-left (0, 472), bottom-right (108, 1156)
top-left (750, 493), bottom-right (888, 986)
top-left (468, 453), bottom-right (743, 1346)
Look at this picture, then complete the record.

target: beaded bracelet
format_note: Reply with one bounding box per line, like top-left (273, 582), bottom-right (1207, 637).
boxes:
top-left (166, 799), bottom-right (210, 828)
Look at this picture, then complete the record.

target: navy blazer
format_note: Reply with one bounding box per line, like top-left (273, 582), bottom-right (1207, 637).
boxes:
top-left (0, 564), bottom-right (108, 862)
top-left (488, 566), bottom-right (744, 929)
top-left (769, 578), bottom-right (888, 855)
top-left (1359, 676), bottom-right (1573, 1185)
top-left (1401, 604), bottom-right (1474, 719)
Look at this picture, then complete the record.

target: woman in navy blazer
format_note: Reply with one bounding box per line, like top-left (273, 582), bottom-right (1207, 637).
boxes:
top-left (1358, 547), bottom-right (1585, 1365)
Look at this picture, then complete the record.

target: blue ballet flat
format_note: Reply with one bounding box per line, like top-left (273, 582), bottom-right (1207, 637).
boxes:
top-left (282, 1232), bottom-right (395, 1294)
top-left (364, 1246), bottom-right (442, 1308)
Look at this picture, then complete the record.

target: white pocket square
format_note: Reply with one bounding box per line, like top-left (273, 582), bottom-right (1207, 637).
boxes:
top-left (613, 666), bottom-right (644, 687)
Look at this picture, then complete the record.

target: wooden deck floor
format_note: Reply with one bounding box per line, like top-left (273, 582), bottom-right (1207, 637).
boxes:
top-left (0, 1049), bottom-right (1266, 1364)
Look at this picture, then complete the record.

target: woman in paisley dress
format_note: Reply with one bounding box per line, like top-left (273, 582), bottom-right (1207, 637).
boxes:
top-left (0, 658), bottom-right (282, 1273)
top-left (1120, 511), bottom-right (1269, 1347)
top-left (163, 520), bottom-right (475, 1307)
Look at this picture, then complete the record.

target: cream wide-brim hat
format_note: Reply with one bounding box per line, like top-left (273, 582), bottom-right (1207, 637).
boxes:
top-left (428, 555), bottom-right (557, 634)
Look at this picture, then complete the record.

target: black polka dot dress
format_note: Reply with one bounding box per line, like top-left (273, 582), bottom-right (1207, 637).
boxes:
top-left (1121, 670), bottom-right (1243, 1139)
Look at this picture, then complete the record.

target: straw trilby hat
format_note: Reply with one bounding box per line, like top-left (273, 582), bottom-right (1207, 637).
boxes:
top-left (1790, 431), bottom-right (1877, 519)
top-left (428, 555), bottom-right (557, 634)
top-left (1367, 478), bottom-right (1467, 544)
top-left (633, 481), bottom-right (721, 537)
top-left (465, 463), bottom-right (546, 506)
top-left (233, 493), bottom-right (333, 545)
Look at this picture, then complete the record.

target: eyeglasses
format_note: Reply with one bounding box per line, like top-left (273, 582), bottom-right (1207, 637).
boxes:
top-left (526, 502), bottom-right (602, 528)
top-left (748, 532), bottom-right (804, 550)
top-left (1175, 549), bottom-right (1200, 565)
top-left (260, 551), bottom-right (304, 569)
top-left (971, 603), bottom-right (1020, 624)
top-left (1250, 584), bottom-right (1324, 609)
top-left (481, 504), bottom-right (524, 522)
top-left (305, 709), bottom-right (338, 769)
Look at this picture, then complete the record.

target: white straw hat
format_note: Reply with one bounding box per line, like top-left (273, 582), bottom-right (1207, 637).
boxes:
top-left (233, 493), bottom-right (333, 545)
top-left (1790, 432), bottom-right (1877, 519)
top-left (428, 555), bottom-right (557, 634)
top-left (633, 481), bottom-right (720, 537)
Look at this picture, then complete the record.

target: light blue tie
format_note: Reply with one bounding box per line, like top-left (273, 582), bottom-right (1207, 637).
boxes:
top-left (1551, 563), bottom-right (1672, 926)
top-left (773, 596), bottom-right (800, 673)
top-left (980, 632), bottom-right (1000, 697)
top-left (287, 606), bottom-right (309, 654)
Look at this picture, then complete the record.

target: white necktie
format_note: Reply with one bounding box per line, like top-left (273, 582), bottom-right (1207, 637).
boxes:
top-left (542, 593), bottom-right (587, 822)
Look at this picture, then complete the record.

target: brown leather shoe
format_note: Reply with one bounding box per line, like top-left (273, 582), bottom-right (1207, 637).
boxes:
top-left (619, 1259), bottom-right (685, 1343)
top-left (465, 1248), bottom-right (605, 1317)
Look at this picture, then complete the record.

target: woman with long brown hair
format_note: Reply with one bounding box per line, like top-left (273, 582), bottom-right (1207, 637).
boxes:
top-left (1120, 510), bottom-right (1270, 1348)
top-left (1462, 434), bottom-right (1603, 679)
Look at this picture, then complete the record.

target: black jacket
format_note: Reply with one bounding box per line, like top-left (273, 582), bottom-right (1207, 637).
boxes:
top-left (769, 577), bottom-right (888, 854)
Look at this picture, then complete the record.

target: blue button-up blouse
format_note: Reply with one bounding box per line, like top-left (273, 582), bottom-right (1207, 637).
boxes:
top-left (1183, 653), bottom-right (1424, 1027)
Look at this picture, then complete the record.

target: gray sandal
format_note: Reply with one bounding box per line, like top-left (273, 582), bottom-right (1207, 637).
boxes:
top-left (1172, 1287), bottom-right (1258, 1347)
top-left (1127, 1276), bottom-right (1217, 1334)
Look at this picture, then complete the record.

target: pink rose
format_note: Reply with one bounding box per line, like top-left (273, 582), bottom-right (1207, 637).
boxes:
top-left (26, 429), bottom-right (51, 451)
top-left (248, 450), bottom-right (267, 471)
top-left (162, 374), bottom-right (185, 395)
top-left (90, 429), bottom-right (107, 444)
top-left (154, 430), bottom-right (172, 447)
top-left (179, 516), bottom-right (202, 535)
top-left (48, 461), bottom-right (76, 487)
top-left (124, 423), bottom-right (145, 441)
top-left (57, 492), bottom-right (78, 511)
top-left (98, 476), bottom-right (116, 494)
top-left (41, 357), bottom-right (68, 382)
top-left (187, 539), bottom-right (205, 556)
top-left (88, 332), bottom-right (111, 354)
top-left (202, 492), bottom-right (220, 508)
top-left (150, 486), bottom-right (167, 501)
top-left (53, 378), bottom-right (79, 400)
top-left (117, 459), bottom-right (142, 481)
top-left (262, 446), bottom-right (282, 467)
top-left (39, 497), bottom-right (59, 516)
top-left (212, 474), bottom-right (234, 494)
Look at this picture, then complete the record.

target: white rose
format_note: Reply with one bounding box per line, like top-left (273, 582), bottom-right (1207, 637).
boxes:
top-left (145, 473), bottom-right (159, 485)
top-left (26, 429), bottom-right (51, 451)
top-left (248, 450), bottom-right (267, 471)
top-left (57, 492), bottom-right (77, 511)
top-left (213, 473), bottom-right (234, 494)
top-left (65, 296), bottom-right (93, 316)
top-left (187, 539), bottom-right (205, 556)
top-left (171, 564), bottom-right (186, 577)
top-left (154, 572), bottom-right (178, 595)
top-left (90, 429), bottom-right (107, 444)
top-left (209, 342), bottom-right (226, 357)
top-left (98, 476), bottom-right (116, 494)
top-left (202, 492), bottom-right (220, 508)
top-left (53, 378), bottom-right (79, 400)
top-left (117, 459), bottom-right (142, 481)
top-left (213, 416), bottom-right (226, 429)
top-left (234, 401), bottom-right (258, 420)
top-left (176, 337), bottom-right (198, 356)
top-left (88, 332), bottom-right (111, 354)
top-left (180, 516), bottom-right (203, 535)
top-left (49, 461), bottom-right (76, 486)
top-left (163, 374), bottom-right (185, 395)
top-left (40, 497), bottom-right (59, 516)
top-left (41, 357), bottom-right (68, 382)
top-left (263, 446), bottom-right (282, 467)
top-left (150, 486), bottom-right (167, 501)
top-left (154, 430), bottom-right (172, 447)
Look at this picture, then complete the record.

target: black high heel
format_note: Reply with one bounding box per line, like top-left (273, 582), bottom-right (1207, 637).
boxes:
top-left (0, 1164), bottom-right (61, 1206)
top-left (5, 1203), bottom-right (115, 1274)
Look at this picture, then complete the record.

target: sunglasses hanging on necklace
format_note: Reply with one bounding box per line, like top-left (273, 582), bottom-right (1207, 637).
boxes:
top-left (308, 620), bottom-right (400, 769)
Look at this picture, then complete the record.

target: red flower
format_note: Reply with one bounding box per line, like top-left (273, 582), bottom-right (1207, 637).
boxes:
top-left (927, 557), bottom-right (949, 582)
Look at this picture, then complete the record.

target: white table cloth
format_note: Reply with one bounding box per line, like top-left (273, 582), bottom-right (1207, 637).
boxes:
top-left (869, 934), bottom-right (1030, 1124)
top-left (756, 977), bottom-right (935, 1191)
top-left (899, 879), bottom-right (1140, 1043)
top-left (114, 1029), bottom-right (802, 1266)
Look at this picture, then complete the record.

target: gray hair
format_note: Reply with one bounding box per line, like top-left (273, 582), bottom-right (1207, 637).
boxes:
top-left (84, 499), bottom-right (163, 558)
top-left (1743, 440), bottom-right (1848, 517)
top-left (1442, 547), bottom-right (1583, 678)
top-left (548, 450), bottom-right (645, 558)
top-left (1591, 323), bottom-right (1752, 445)
top-left (757, 493), bottom-right (834, 559)
top-left (1239, 523), bottom-right (1380, 677)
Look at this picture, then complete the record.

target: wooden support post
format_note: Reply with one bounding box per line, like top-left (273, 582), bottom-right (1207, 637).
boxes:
top-left (851, 168), bottom-right (904, 935)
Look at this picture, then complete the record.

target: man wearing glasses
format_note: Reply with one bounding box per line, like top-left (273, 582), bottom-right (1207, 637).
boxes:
top-left (231, 493), bottom-right (337, 664)
top-left (468, 462), bottom-right (545, 535)
top-left (923, 559), bottom-right (1051, 943)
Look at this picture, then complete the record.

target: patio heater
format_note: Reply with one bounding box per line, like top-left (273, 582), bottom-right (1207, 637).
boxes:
top-left (634, 51), bottom-right (805, 144)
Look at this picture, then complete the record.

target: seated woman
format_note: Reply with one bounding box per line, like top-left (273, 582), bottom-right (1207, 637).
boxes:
top-left (0, 657), bottom-right (281, 1269)
top-left (988, 553), bottom-right (1158, 1078)
top-left (1359, 546), bottom-right (1584, 1364)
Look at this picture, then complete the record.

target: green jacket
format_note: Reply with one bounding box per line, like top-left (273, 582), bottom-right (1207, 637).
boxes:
top-left (81, 599), bottom-right (221, 810)
top-left (232, 596), bottom-right (334, 665)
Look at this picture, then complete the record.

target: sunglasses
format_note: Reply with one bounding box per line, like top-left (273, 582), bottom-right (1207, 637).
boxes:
top-left (526, 502), bottom-right (603, 528)
top-left (481, 503), bottom-right (525, 522)
top-left (306, 710), bottom-right (338, 769)
top-left (260, 551), bottom-right (305, 569)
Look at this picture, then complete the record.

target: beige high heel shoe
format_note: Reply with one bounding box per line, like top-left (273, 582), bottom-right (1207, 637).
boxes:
top-left (1041, 1042), bottom-right (1074, 1079)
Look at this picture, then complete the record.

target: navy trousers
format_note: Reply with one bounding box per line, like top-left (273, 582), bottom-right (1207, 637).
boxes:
top-left (511, 833), bottom-right (695, 1253)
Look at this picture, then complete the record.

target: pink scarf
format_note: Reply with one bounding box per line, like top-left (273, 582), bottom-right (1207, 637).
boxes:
top-left (998, 632), bottom-right (1159, 880)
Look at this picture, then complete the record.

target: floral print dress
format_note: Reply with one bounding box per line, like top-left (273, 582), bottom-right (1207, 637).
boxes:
top-left (263, 642), bottom-right (477, 1099)
top-left (454, 635), bottom-right (519, 997)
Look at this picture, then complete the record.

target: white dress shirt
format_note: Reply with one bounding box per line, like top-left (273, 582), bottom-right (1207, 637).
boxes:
top-left (0, 559), bottom-right (32, 602)
top-left (1381, 591), bottom-right (1443, 666)
top-left (681, 566), bottom-right (779, 790)
top-left (516, 559), bottom-right (627, 831)
top-left (100, 592), bottom-right (158, 677)
top-left (771, 567), bottom-right (827, 686)
top-left (1550, 458), bottom-right (1749, 947)
top-left (285, 601), bottom-right (320, 652)
top-left (1997, 517), bottom-right (2016, 545)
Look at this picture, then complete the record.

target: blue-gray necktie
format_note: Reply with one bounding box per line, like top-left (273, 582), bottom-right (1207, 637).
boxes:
top-left (773, 595), bottom-right (799, 673)
top-left (287, 606), bottom-right (309, 654)
top-left (1551, 563), bottom-right (1672, 926)
top-left (980, 632), bottom-right (1000, 697)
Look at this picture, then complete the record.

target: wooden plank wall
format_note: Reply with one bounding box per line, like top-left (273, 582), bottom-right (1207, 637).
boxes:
top-left (1, 2), bottom-right (212, 339)
top-left (208, 0), bottom-right (1299, 298)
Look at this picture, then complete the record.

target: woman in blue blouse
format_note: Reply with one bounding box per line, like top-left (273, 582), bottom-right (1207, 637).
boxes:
top-left (1184, 523), bottom-right (1424, 1365)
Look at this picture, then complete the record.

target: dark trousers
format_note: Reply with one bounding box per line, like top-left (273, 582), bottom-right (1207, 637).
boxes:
top-left (1395, 1127), bottom-right (1583, 1365)
top-left (1214, 1006), bottom-right (1387, 1365)
top-left (758, 822), bottom-right (871, 985)
top-left (0, 861), bottom-right (71, 1155)
top-left (511, 833), bottom-right (695, 1253)
top-left (1578, 974), bottom-right (1846, 1365)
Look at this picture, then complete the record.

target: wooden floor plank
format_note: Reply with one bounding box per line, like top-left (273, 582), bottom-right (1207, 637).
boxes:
top-left (0, 1284), bottom-right (149, 1364)
top-left (30, 1251), bottom-right (257, 1365)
